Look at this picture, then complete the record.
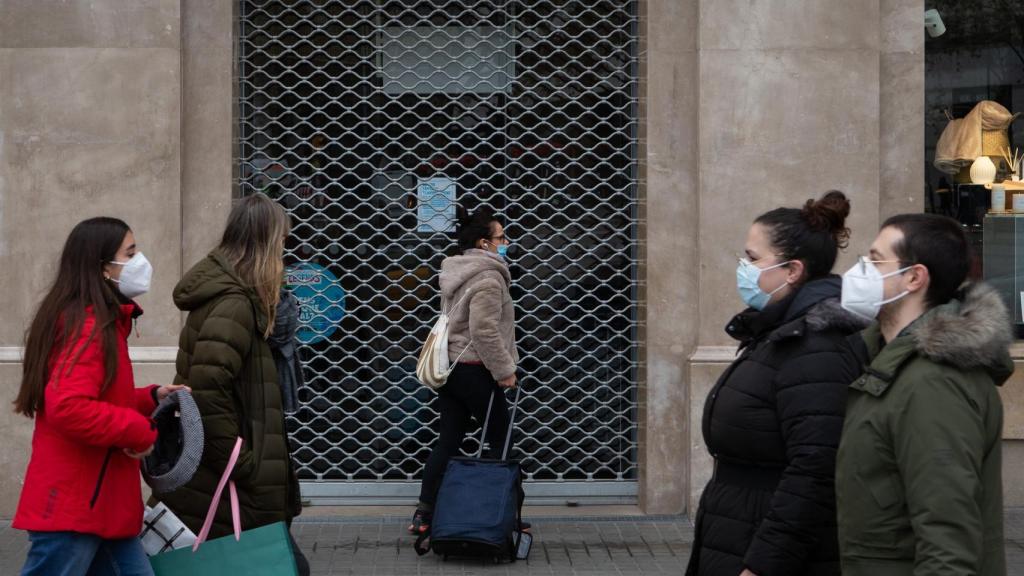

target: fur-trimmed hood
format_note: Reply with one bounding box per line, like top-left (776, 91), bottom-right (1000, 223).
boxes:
top-left (805, 297), bottom-right (872, 334)
top-left (913, 282), bottom-right (1014, 376)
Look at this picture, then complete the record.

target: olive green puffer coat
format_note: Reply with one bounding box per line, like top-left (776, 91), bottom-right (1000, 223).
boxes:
top-left (154, 250), bottom-right (300, 537)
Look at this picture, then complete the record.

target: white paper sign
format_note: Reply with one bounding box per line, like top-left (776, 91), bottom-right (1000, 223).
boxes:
top-left (417, 178), bottom-right (456, 233)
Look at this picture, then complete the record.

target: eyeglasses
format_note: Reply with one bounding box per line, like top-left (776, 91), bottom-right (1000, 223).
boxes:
top-left (853, 255), bottom-right (906, 274)
top-left (489, 234), bottom-right (508, 243)
top-left (736, 253), bottom-right (783, 268)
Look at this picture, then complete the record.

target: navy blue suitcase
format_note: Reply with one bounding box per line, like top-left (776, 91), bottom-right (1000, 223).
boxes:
top-left (415, 387), bottom-right (530, 562)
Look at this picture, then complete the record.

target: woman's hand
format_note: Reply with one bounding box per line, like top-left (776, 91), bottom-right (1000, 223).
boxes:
top-left (124, 445), bottom-right (154, 459)
top-left (740, 569), bottom-right (758, 576)
top-left (156, 384), bottom-right (192, 402)
top-left (498, 374), bottom-right (517, 389)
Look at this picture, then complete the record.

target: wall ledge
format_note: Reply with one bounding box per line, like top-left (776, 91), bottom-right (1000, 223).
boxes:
top-left (689, 346), bottom-right (738, 363)
top-left (1011, 343), bottom-right (1024, 360)
top-left (0, 346), bottom-right (178, 364)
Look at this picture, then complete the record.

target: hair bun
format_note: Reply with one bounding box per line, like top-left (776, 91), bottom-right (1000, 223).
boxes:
top-left (455, 205), bottom-right (470, 227)
top-left (801, 190), bottom-right (851, 249)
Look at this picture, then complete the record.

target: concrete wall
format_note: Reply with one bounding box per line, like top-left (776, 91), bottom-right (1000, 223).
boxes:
top-left (0, 0), bottom-right (184, 515)
top-left (180, 0), bottom-right (234, 268)
top-left (677, 0), bottom-right (1024, 517)
top-left (678, 0), bottom-right (926, 515)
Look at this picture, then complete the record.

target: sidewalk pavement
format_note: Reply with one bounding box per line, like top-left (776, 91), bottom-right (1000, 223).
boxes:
top-left (1, 506), bottom-right (1022, 575)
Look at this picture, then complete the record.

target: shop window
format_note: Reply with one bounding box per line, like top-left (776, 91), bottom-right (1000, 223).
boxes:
top-left (925, 1), bottom-right (1024, 335)
top-left (237, 1), bottom-right (640, 489)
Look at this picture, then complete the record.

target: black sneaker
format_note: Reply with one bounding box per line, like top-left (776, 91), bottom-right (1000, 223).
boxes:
top-left (407, 509), bottom-right (432, 535)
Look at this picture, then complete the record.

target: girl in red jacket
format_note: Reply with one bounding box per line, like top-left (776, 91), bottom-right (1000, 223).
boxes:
top-left (13, 217), bottom-right (186, 576)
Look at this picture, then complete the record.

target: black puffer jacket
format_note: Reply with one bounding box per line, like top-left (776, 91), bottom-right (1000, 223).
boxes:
top-left (686, 277), bottom-right (866, 576)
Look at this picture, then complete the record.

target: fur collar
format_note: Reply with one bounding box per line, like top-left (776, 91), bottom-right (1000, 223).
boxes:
top-left (729, 295), bottom-right (869, 345)
top-left (806, 297), bottom-right (872, 334)
top-left (913, 282), bottom-right (1014, 370)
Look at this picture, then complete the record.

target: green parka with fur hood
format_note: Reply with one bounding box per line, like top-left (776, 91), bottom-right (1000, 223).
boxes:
top-left (837, 283), bottom-right (1013, 576)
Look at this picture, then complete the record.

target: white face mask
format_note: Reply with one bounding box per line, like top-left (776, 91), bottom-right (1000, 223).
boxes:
top-left (840, 257), bottom-right (912, 320)
top-left (109, 252), bottom-right (153, 299)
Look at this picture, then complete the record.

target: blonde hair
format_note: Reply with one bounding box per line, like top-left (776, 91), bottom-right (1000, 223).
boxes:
top-left (218, 193), bottom-right (290, 338)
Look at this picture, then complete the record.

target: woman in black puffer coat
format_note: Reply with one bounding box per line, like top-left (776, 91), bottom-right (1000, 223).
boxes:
top-left (686, 191), bottom-right (867, 576)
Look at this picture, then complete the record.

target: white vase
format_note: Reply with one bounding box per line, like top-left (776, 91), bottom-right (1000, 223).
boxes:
top-left (971, 156), bottom-right (997, 184)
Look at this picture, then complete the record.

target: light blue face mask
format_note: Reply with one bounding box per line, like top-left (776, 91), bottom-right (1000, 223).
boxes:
top-left (736, 258), bottom-right (790, 311)
top-left (486, 239), bottom-right (509, 259)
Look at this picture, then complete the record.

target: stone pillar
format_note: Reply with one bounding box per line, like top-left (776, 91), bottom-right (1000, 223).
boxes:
top-left (638, 0), bottom-right (700, 514)
top-left (181, 0), bottom-right (235, 269)
top-left (881, 0), bottom-right (925, 222)
top-left (683, 0), bottom-right (923, 515)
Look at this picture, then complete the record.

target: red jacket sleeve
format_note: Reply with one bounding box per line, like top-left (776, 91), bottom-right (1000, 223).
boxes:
top-left (45, 317), bottom-right (156, 453)
top-left (134, 385), bottom-right (159, 416)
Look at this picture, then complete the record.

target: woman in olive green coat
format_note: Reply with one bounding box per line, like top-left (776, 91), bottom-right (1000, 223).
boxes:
top-left (154, 194), bottom-right (302, 560)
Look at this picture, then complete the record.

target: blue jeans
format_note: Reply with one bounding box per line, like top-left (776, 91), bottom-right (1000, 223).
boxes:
top-left (21, 531), bottom-right (153, 576)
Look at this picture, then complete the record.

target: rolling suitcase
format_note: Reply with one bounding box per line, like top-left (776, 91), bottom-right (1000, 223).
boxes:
top-left (414, 386), bottom-right (531, 562)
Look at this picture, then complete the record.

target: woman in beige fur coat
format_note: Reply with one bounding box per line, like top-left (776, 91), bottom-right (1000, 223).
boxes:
top-left (409, 207), bottom-right (519, 535)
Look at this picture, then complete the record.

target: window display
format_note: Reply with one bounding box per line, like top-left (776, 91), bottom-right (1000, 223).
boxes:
top-left (925, 0), bottom-right (1024, 334)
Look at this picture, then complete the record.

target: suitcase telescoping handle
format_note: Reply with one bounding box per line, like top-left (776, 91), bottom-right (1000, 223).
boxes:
top-left (476, 385), bottom-right (522, 461)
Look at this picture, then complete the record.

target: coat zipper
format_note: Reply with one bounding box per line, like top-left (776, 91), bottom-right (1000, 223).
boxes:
top-left (89, 447), bottom-right (115, 509)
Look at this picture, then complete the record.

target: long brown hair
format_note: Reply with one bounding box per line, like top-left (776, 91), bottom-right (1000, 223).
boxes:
top-left (218, 193), bottom-right (290, 338)
top-left (15, 218), bottom-right (130, 418)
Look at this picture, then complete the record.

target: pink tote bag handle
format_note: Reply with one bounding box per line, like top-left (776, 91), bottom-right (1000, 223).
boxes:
top-left (192, 437), bottom-right (243, 551)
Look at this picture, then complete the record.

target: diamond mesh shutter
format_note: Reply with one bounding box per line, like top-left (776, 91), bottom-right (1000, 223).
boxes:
top-left (238, 0), bottom-right (640, 502)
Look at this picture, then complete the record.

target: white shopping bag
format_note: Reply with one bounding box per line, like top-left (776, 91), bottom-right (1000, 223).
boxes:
top-left (140, 502), bottom-right (197, 556)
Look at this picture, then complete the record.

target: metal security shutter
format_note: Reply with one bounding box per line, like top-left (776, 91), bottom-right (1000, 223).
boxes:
top-left (237, 0), bottom-right (640, 504)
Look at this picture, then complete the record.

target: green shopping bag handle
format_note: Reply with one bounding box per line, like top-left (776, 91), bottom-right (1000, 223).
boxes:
top-left (192, 437), bottom-right (243, 551)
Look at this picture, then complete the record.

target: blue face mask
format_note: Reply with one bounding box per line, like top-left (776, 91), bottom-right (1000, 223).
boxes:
top-left (496, 244), bottom-right (509, 259)
top-left (736, 258), bottom-right (790, 311)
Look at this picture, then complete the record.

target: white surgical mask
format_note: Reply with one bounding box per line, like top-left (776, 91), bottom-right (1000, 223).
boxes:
top-left (840, 257), bottom-right (912, 320)
top-left (109, 252), bottom-right (153, 299)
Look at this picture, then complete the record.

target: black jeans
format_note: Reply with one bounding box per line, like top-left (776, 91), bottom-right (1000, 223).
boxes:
top-left (418, 363), bottom-right (510, 508)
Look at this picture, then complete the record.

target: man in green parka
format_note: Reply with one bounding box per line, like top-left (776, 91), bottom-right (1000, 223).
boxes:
top-left (836, 213), bottom-right (1013, 576)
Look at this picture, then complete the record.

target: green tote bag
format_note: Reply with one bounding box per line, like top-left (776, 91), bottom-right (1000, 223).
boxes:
top-left (149, 437), bottom-right (298, 576)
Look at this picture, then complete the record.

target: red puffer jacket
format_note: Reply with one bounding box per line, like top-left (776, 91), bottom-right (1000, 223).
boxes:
top-left (13, 303), bottom-right (158, 539)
